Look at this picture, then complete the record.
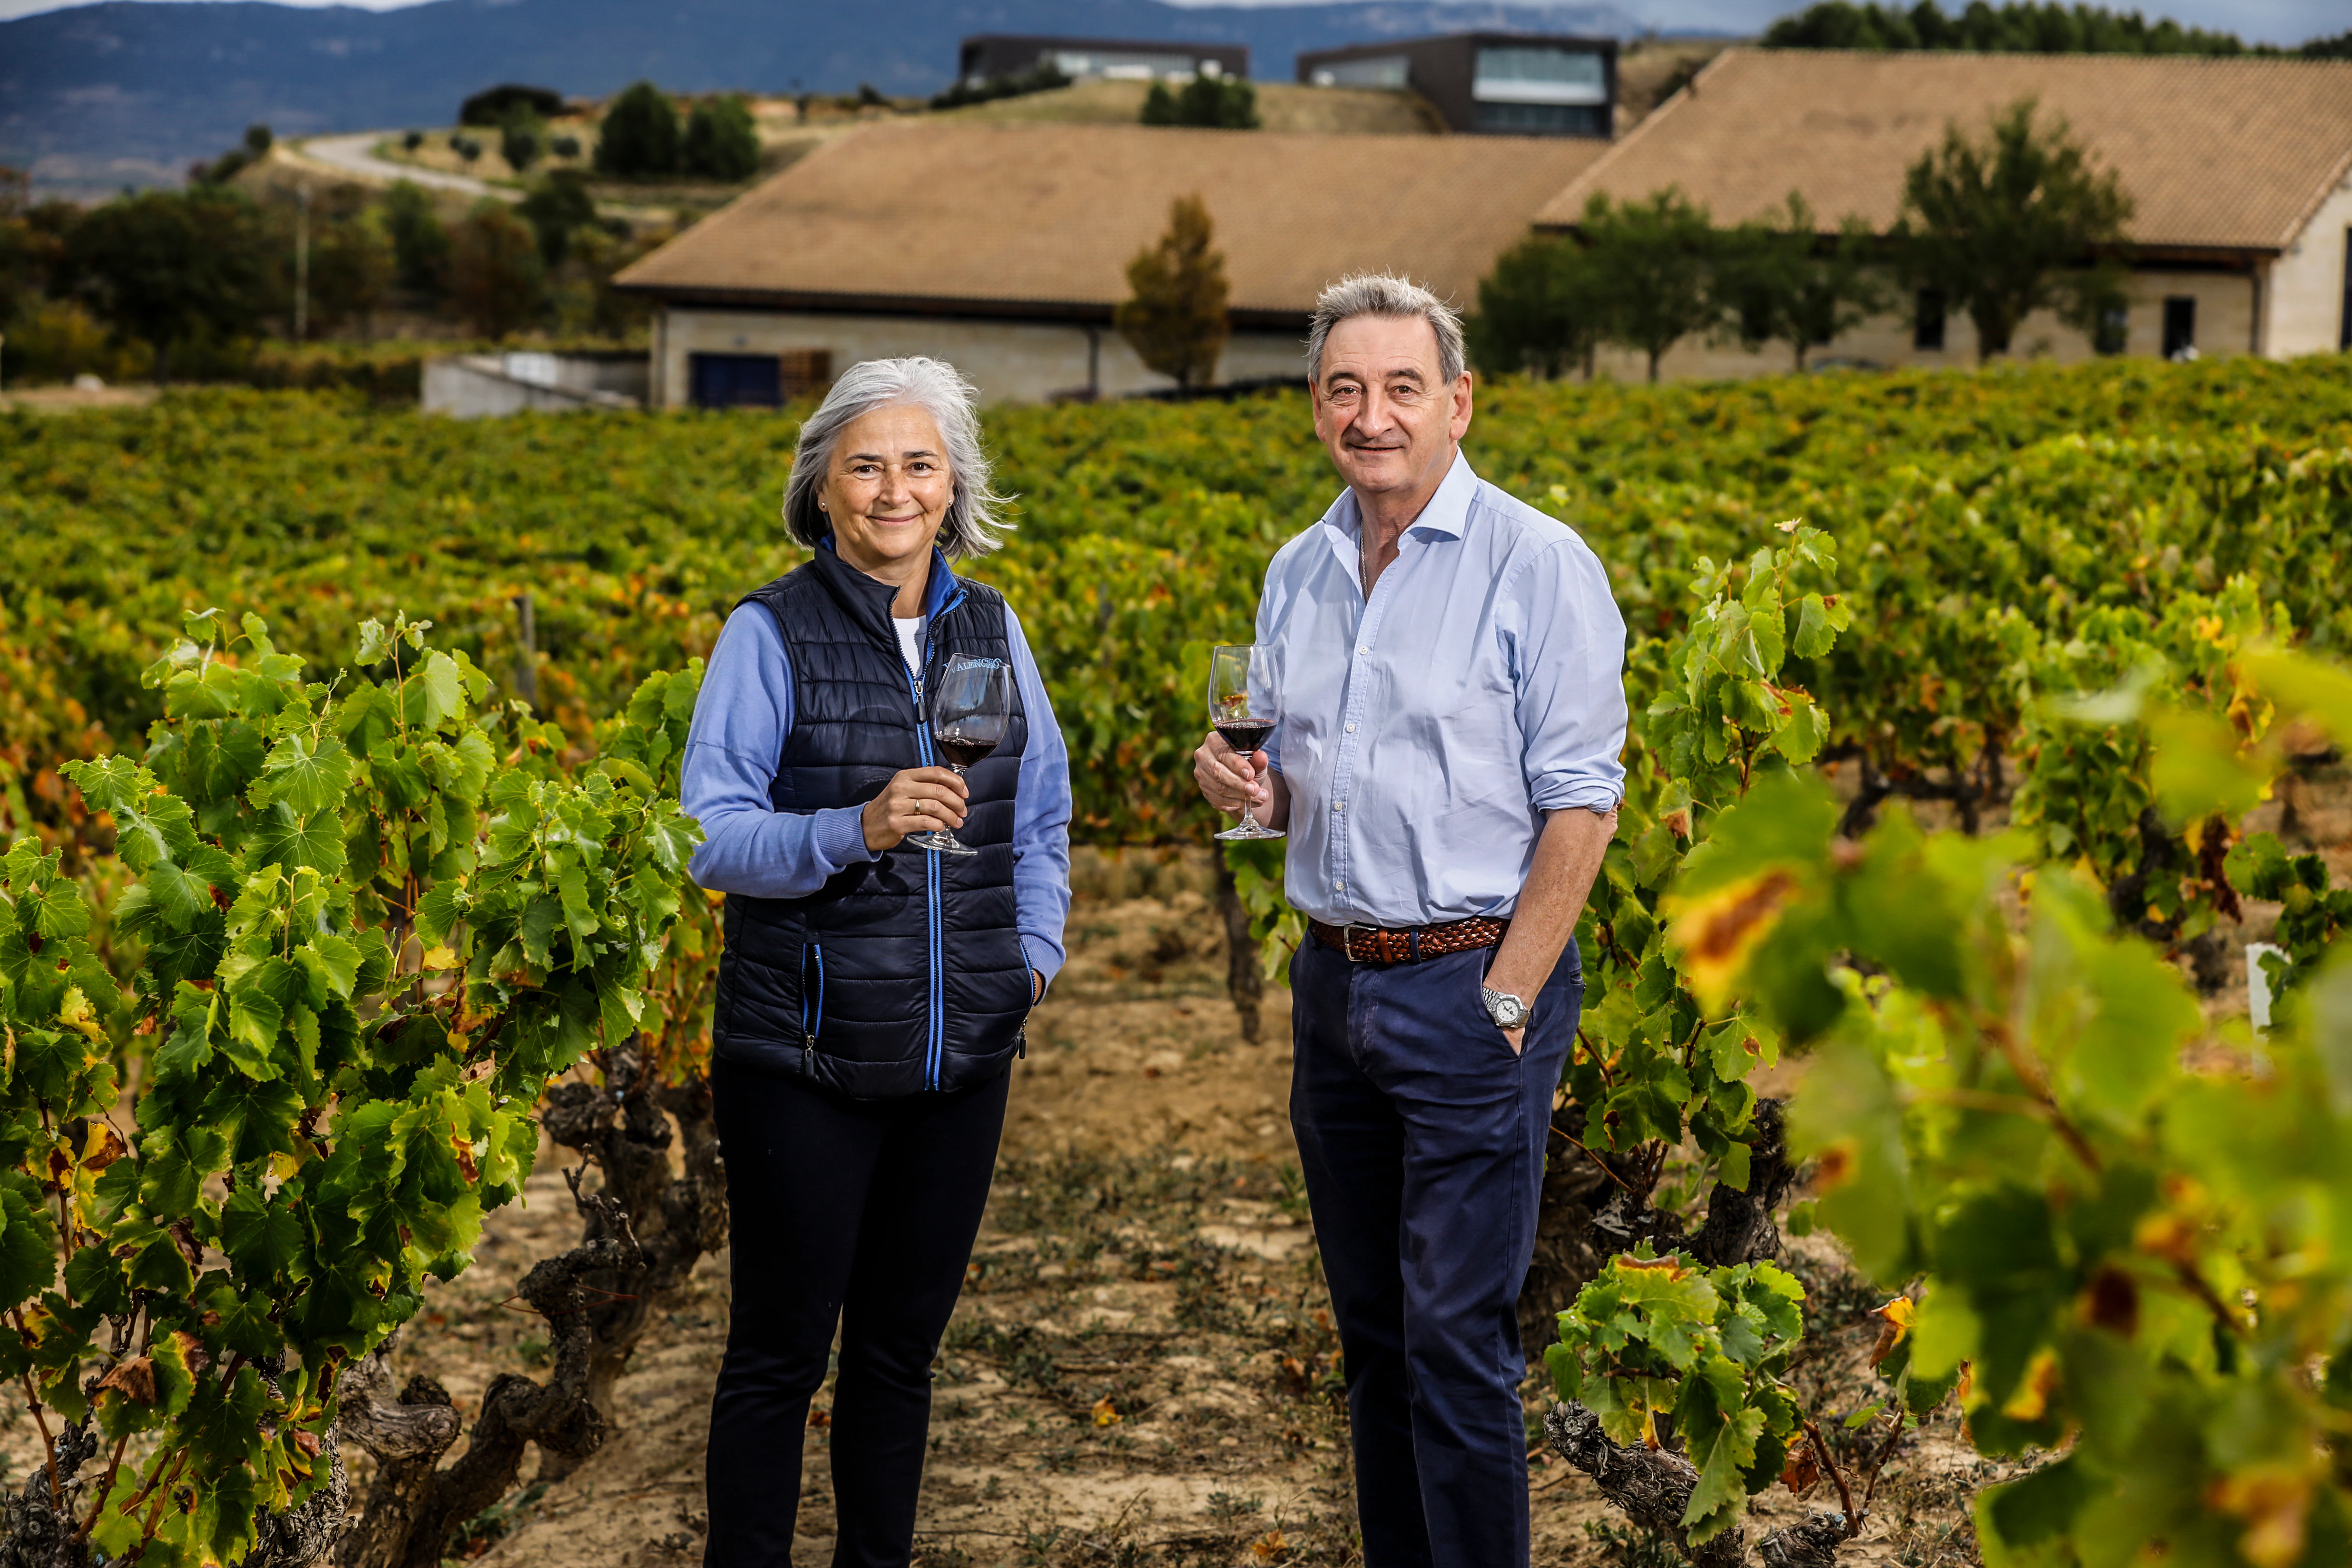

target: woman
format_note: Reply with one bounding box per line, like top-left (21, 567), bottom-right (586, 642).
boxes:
top-left (681, 357), bottom-right (1071, 1567)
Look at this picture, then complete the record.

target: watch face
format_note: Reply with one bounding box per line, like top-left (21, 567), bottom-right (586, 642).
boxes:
top-left (1485, 989), bottom-right (1527, 1028)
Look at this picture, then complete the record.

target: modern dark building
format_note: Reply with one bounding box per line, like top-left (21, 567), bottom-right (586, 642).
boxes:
top-left (958, 35), bottom-right (1250, 87)
top-left (1297, 32), bottom-right (1617, 138)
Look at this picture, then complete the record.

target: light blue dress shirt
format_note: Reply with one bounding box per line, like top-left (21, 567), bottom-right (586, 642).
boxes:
top-left (680, 577), bottom-right (1073, 988)
top-left (1257, 452), bottom-right (1628, 929)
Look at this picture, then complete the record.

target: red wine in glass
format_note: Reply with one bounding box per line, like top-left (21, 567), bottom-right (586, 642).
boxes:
top-left (1213, 719), bottom-right (1276, 757)
top-left (1209, 644), bottom-right (1283, 842)
top-left (908, 654), bottom-right (1010, 857)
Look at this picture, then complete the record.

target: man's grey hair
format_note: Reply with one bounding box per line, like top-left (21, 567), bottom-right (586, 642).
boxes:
top-left (782, 356), bottom-right (1013, 558)
top-left (1305, 273), bottom-right (1467, 389)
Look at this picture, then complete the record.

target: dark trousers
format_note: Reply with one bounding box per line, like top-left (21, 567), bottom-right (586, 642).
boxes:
top-left (1289, 938), bottom-right (1583, 1568)
top-left (703, 1055), bottom-right (1008, 1568)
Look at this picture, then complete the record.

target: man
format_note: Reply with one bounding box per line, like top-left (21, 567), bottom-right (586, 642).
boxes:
top-left (1192, 275), bottom-right (1625, 1568)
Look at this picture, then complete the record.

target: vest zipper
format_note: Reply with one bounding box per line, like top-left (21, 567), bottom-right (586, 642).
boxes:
top-left (800, 942), bottom-right (825, 1043)
top-left (903, 660), bottom-right (946, 1091)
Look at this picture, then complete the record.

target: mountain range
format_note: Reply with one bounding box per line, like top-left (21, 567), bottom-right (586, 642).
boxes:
top-left (2, 0), bottom-right (1643, 192)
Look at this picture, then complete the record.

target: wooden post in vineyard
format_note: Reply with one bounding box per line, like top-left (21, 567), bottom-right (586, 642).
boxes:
top-left (513, 591), bottom-right (538, 708)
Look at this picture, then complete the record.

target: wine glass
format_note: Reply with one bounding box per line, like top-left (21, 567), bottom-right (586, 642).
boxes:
top-left (907, 653), bottom-right (1010, 857)
top-left (1209, 644), bottom-right (1283, 842)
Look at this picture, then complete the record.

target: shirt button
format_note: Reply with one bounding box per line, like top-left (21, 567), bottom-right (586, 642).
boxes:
top-left (1345, 722), bottom-right (1358, 733)
top-left (1335, 880), bottom-right (1346, 891)
top-left (1332, 800), bottom-right (1345, 811)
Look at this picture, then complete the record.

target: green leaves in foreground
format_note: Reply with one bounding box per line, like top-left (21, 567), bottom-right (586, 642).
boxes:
top-left (3, 612), bottom-right (701, 1568)
top-left (1603, 650), bottom-right (2352, 1568)
top-left (1548, 1251), bottom-right (1806, 1544)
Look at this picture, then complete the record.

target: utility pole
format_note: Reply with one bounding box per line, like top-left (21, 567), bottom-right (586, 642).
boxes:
top-left (293, 185), bottom-right (311, 341)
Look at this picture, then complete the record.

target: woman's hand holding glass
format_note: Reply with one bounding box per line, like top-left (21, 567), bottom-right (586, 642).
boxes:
top-left (861, 767), bottom-right (969, 852)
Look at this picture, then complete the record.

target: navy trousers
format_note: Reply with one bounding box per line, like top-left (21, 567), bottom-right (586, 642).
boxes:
top-left (1289, 937), bottom-right (1583, 1568)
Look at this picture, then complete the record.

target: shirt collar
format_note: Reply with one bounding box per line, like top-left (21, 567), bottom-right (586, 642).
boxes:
top-left (818, 534), bottom-right (960, 618)
top-left (1318, 449), bottom-right (1479, 573)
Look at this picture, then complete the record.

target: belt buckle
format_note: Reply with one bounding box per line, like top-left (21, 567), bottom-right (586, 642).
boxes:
top-left (1341, 924), bottom-right (1377, 964)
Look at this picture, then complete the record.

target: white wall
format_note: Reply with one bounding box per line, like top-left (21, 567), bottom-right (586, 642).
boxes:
top-left (1587, 267), bottom-right (2266, 384)
top-left (2266, 177), bottom-right (2352, 358)
top-left (652, 307), bottom-right (1307, 407)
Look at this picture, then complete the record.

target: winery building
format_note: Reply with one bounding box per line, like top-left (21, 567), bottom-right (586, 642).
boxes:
top-left (611, 122), bottom-right (1607, 407)
top-left (1538, 49), bottom-right (2352, 378)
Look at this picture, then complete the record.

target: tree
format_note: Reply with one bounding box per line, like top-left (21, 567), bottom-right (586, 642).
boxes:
top-left (1580, 189), bottom-right (1718, 383)
top-left (1467, 232), bottom-right (1604, 380)
top-left (446, 202), bottom-right (546, 338)
top-left (309, 209), bottom-right (396, 338)
top-left (681, 95), bottom-right (761, 182)
top-left (516, 169), bottom-right (599, 268)
top-left (1114, 192), bottom-right (1229, 393)
top-left (595, 82), bottom-right (681, 178)
top-left (1710, 192), bottom-right (1887, 370)
top-left (60, 187), bottom-right (273, 381)
top-left (500, 112), bottom-right (544, 173)
top-left (1897, 96), bottom-right (2133, 360)
top-left (461, 82), bottom-right (566, 126)
top-left (0, 169), bottom-right (75, 327)
top-left (1141, 74), bottom-right (1258, 129)
top-left (1762, 1), bottom-right (2252, 55)
top-left (570, 222), bottom-right (665, 339)
top-left (382, 181), bottom-right (450, 296)
top-left (192, 123), bottom-right (276, 186)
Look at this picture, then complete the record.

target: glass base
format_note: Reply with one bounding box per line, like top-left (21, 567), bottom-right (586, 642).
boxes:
top-left (905, 829), bottom-right (979, 857)
top-left (1214, 819), bottom-right (1286, 841)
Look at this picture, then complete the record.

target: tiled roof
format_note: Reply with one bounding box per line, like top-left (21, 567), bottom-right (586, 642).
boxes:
top-left (614, 121), bottom-right (1609, 318)
top-left (1532, 48), bottom-right (2352, 253)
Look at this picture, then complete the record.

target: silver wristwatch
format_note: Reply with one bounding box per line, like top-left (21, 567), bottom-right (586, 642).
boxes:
top-left (1481, 987), bottom-right (1531, 1031)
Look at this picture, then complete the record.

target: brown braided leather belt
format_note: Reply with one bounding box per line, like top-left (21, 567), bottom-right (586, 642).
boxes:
top-left (1308, 916), bottom-right (1510, 966)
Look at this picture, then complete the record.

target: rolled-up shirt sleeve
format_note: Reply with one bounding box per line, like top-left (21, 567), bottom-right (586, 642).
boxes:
top-left (1508, 536), bottom-right (1629, 814)
top-left (682, 604), bottom-right (876, 899)
top-left (1005, 607), bottom-right (1073, 992)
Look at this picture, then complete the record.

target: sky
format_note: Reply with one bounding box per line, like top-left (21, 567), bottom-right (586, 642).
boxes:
top-left (0, 0), bottom-right (2341, 47)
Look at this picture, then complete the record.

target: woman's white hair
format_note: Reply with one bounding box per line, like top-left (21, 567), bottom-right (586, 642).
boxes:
top-left (1306, 273), bottom-right (1466, 387)
top-left (782, 356), bottom-right (1013, 558)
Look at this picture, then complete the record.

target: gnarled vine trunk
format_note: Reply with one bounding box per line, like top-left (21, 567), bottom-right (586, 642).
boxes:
top-left (534, 1048), bottom-right (730, 1472)
top-left (1517, 1099), bottom-right (1798, 1350)
top-left (0, 1419), bottom-right (96, 1568)
top-left (1212, 856), bottom-right (1263, 1043)
top-left (1523, 1101), bottom-right (1832, 1566)
top-left (1544, 1403), bottom-right (1851, 1568)
top-left (335, 1226), bottom-right (638, 1568)
top-left (330, 1043), bottom-right (730, 1565)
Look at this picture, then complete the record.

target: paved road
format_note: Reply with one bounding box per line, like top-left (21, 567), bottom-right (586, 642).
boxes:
top-left (295, 134), bottom-right (516, 201)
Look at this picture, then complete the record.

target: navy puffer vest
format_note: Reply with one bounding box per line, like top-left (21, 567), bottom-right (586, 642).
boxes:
top-left (712, 545), bottom-right (1032, 1098)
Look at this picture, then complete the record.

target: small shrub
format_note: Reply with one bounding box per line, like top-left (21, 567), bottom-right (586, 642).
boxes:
top-left (680, 95), bottom-right (760, 182)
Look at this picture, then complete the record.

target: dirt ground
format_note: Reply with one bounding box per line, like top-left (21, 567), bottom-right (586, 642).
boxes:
top-left (348, 850), bottom-right (2016, 1568)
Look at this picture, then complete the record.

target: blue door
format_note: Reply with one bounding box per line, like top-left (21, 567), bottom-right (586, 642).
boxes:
top-left (690, 352), bottom-right (783, 409)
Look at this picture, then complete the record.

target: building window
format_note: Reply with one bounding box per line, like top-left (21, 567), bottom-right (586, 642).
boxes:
top-left (1914, 289), bottom-right (1946, 351)
top-left (2094, 300), bottom-right (2129, 356)
top-left (780, 349), bottom-right (834, 400)
top-left (691, 354), bottom-right (779, 409)
top-left (1473, 101), bottom-right (1606, 134)
top-left (1472, 46), bottom-right (1609, 104)
top-left (688, 350), bottom-right (832, 409)
top-left (2163, 296), bottom-right (2197, 360)
top-left (1309, 55), bottom-right (1408, 88)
